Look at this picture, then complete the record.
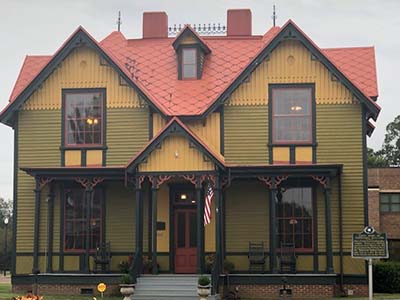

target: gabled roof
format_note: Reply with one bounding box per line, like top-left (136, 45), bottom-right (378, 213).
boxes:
top-left (172, 24), bottom-right (212, 54)
top-left (203, 20), bottom-right (381, 120)
top-left (2, 20), bottom-right (380, 125)
top-left (126, 117), bottom-right (225, 173)
top-left (0, 27), bottom-right (169, 126)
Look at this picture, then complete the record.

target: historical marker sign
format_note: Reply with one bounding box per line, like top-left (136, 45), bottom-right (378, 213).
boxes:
top-left (352, 226), bottom-right (388, 259)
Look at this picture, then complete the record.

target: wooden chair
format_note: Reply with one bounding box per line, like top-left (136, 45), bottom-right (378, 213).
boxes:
top-left (279, 242), bottom-right (296, 273)
top-left (93, 242), bottom-right (111, 273)
top-left (248, 242), bottom-right (265, 273)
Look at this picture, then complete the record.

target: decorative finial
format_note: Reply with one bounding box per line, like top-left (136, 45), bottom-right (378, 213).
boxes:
top-left (272, 4), bottom-right (277, 27)
top-left (117, 11), bottom-right (122, 32)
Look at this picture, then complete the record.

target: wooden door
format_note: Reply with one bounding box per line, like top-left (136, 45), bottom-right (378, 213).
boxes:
top-left (174, 209), bottom-right (197, 273)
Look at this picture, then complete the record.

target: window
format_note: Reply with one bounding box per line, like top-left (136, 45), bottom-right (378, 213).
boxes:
top-left (64, 90), bottom-right (104, 147)
top-left (277, 187), bottom-right (313, 250)
top-left (182, 48), bottom-right (197, 79)
top-left (388, 240), bottom-right (400, 261)
top-left (272, 87), bottom-right (312, 144)
top-left (64, 188), bottom-right (102, 251)
top-left (380, 193), bottom-right (400, 212)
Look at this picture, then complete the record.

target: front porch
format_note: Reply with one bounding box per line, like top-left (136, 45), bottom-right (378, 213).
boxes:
top-left (20, 163), bottom-right (349, 277)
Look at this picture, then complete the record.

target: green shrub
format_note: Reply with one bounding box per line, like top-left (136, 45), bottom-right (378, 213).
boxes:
top-left (120, 273), bottom-right (133, 284)
top-left (118, 260), bottom-right (130, 274)
top-left (223, 260), bottom-right (235, 274)
top-left (198, 275), bottom-right (211, 286)
top-left (374, 261), bottom-right (400, 293)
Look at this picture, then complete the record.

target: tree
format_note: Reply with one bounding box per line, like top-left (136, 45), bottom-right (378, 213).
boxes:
top-left (381, 115), bottom-right (400, 166)
top-left (367, 147), bottom-right (388, 167)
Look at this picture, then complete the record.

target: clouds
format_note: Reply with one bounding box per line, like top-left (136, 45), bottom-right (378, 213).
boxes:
top-left (0, 0), bottom-right (398, 199)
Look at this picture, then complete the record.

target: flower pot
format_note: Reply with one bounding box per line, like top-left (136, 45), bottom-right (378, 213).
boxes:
top-left (119, 284), bottom-right (135, 300)
top-left (197, 284), bottom-right (211, 300)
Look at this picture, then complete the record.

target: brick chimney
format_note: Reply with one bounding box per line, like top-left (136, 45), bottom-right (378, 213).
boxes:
top-left (227, 9), bottom-right (252, 36)
top-left (143, 12), bottom-right (168, 38)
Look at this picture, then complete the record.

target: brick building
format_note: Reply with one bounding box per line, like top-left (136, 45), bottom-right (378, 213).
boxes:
top-left (368, 167), bottom-right (400, 261)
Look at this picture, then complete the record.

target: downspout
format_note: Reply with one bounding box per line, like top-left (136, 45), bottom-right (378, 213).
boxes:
top-left (338, 171), bottom-right (344, 295)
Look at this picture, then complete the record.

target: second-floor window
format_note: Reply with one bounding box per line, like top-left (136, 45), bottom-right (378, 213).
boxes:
top-left (380, 193), bottom-right (400, 212)
top-left (63, 89), bottom-right (105, 147)
top-left (271, 86), bottom-right (313, 144)
top-left (182, 48), bottom-right (197, 79)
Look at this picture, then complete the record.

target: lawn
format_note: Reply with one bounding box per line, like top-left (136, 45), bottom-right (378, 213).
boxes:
top-left (1, 282), bottom-right (400, 300)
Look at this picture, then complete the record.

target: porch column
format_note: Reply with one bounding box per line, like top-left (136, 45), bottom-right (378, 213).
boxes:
top-left (196, 178), bottom-right (204, 274)
top-left (47, 184), bottom-right (55, 273)
top-left (214, 175), bottom-right (222, 270)
top-left (84, 186), bottom-right (93, 273)
top-left (134, 176), bottom-right (144, 276)
top-left (151, 178), bottom-right (159, 274)
top-left (324, 179), bottom-right (334, 273)
top-left (32, 178), bottom-right (41, 274)
top-left (269, 178), bottom-right (278, 274)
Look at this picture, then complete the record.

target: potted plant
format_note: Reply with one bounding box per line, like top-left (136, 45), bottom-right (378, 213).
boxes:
top-left (205, 254), bottom-right (214, 274)
top-left (197, 275), bottom-right (211, 300)
top-left (119, 273), bottom-right (135, 300)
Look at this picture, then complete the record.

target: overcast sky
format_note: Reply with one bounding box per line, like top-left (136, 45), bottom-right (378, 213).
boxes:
top-left (0, 0), bottom-right (399, 200)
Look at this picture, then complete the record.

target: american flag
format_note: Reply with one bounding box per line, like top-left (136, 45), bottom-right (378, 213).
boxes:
top-left (204, 183), bottom-right (214, 225)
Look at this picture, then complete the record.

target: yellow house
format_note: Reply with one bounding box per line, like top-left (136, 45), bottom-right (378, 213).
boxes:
top-left (0, 9), bottom-right (380, 299)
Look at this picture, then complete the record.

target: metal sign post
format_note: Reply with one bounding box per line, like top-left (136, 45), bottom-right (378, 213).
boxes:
top-left (352, 226), bottom-right (389, 300)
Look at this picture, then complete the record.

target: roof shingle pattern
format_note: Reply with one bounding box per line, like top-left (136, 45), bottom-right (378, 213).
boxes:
top-left (8, 24), bottom-right (379, 116)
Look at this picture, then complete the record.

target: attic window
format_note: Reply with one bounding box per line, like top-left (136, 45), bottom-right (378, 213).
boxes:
top-left (182, 48), bottom-right (197, 79)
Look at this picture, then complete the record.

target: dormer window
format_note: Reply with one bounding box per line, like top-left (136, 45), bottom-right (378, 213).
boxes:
top-left (173, 25), bottom-right (211, 81)
top-left (182, 48), bottom-right (197, 79)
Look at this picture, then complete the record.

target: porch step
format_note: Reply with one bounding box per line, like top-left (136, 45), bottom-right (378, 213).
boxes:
top-left (133, 275), bottom-right (217, 300)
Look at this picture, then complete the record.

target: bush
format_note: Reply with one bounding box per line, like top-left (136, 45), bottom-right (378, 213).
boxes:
top-left (198, 275), bottom-right (211, 286)
top-left (374, 261), bottom-right (400, 293)
top-left (120, 273), bottom-right (133, 284)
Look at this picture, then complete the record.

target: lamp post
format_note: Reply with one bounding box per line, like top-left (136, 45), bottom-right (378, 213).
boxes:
top-left (3, 217), bottom-right (9, 276)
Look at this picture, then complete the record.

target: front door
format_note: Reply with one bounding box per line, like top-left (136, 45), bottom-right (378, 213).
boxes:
top-left (174, 208), bottom-right (197, 273)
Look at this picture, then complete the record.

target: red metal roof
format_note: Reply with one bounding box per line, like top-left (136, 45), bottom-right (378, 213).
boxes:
top-left (7, 22), bottom-right (379, 116)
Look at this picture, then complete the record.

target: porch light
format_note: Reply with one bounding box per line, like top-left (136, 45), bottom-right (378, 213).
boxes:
top-left (180, 194), bottom-right (187, 200)
top-left (87, 118), bottom-right (93, 125)
top-left (290, 105), bottom-right (302, 111)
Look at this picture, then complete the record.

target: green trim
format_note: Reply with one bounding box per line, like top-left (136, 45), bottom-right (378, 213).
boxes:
top-left (324, 184), bottom-right (334, 273)
top-left (47, 184), bottom-right (55, 273)
top-left (0, 28), bottom-right (166, 127)
top-left (32, 180), bottom-right (41, 273)
top-left (81, 149), bottom-right (87, 167)
top-left (12, 115), bottom-right (18, 276)
top-left (59, 185), bottom-right (65, 271)
top-left (312, 186), bottom-right (318, 273)
top-left (101, 186), bottom-right (107, 247)
top-left (126, 119), bottom-right (225, 172)
top-left (169, 186), bottom-right (174, 273)
top-left (269, 183), bottom-right (278, 273)
top-left (202, 21), bottom-right (379, 121)
top-left (289, 146), bottom-right (295, 164)
top-left (149, 110), bottom-right (153, 139)
top-left (151, 184), bottom-right (158, 274)
top-left (362, 106), bottom-right (368, 226)
top-left (220, 107), bottom-right (224, 156)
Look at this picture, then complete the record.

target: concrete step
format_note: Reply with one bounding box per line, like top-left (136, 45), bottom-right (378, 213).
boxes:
top-left (133, 274), bottom-right (216, 300)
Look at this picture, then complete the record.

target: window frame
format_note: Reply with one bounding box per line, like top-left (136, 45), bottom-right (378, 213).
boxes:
top-left (380, 193), bottom-right (400, 213)
top-left (181, 47), bottom-right (198, 80)
top-left (63, 187), bottom-right (104, 253)
top-left (62, 88), bottom-right (106, 149)
top-left (276, 186), bottom-right (314, 252)
top-left (269, 84), bottom-right (315, 146)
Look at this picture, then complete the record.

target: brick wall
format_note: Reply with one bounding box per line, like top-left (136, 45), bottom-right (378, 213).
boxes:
top-left (12, 283), bottom-right (120, 296)
top-left (381, 213), bottom-right (400, 239)
top-left (220, 283), bottom-right (367, 299)
top-left (368, 168), bottom-right (400, 237)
